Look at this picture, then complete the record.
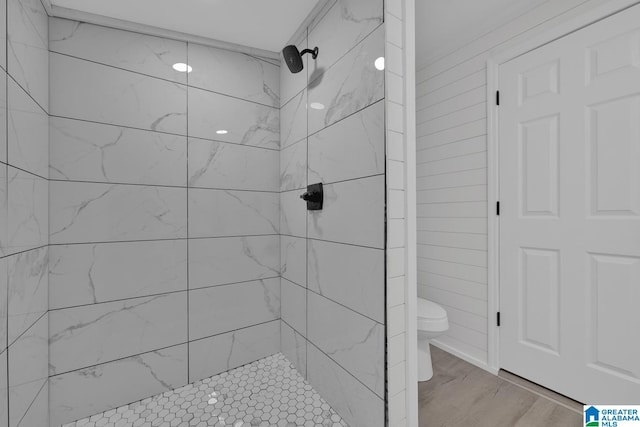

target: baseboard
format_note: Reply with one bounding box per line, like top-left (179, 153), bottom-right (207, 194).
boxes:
top-left (430, 339), bottom-right (499, 376)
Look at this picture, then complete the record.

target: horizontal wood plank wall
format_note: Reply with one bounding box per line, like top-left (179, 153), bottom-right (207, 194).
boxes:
top-left (415, 0), bottom-right (608, 367)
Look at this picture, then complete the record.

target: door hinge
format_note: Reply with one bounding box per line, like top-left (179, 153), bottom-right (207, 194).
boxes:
top-left (497, 312), bottom-right (501, 327)
top-left (496, 90), bottom-right (500, 106)
top-left (496, 201), bottom-right (500, 216)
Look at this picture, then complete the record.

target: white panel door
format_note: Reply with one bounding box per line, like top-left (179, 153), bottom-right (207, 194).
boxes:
top-left (499, 4), bottom-right (640, 404)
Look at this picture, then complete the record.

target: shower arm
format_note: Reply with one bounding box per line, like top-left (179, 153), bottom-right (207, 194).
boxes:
top-left (300, 47), bottom-right (319, 60)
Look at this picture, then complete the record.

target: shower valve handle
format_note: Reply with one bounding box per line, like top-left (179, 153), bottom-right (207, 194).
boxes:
top-left (300, 191), bottom-right (321, 203)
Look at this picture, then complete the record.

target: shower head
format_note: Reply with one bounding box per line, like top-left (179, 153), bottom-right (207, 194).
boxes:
top-left (282, 45), bottom-right (319, 73)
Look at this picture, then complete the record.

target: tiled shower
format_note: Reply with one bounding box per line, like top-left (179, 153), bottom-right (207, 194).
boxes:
top-left (0, 0), bottom-right (411, 426)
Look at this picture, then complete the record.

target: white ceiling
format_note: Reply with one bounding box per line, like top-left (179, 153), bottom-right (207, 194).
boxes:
top-left (50, 0), bottom-right (321, 53)
top-left (416, 0), bottom-right (548, 67)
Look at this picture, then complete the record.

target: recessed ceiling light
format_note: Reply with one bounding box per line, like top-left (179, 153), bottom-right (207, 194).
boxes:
top-left (216, 130), bottom-right (228, 135)
top-left (310, 102), bottom-right (325, 110)
top-left (173, 63), bottom-right (193, 73)
top-left (374, 57), bottom-right (385, 71)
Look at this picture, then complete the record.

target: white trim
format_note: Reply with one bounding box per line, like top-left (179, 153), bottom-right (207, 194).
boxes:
top-left (404, 0), bottom-right (419, 425)
top-left (48, 5), bottom-right (281, 61)
top-left (486, 0), bottom-right (640, 374)
top-left (430, 340), bottom-right (499, 376)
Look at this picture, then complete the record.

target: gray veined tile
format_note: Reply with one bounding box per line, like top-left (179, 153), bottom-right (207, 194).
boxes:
top-left (0, 165), bottom-right (6, 258)
top-left (7, 246), bottom-right (48, 346)
top-left (188, 278), bottom-right (280, 340)
top-left (307, 343), bottom-right (384, 427)
top-left (49, 181), bottom-right (187, 244)
top-left (188, 321), bottom-right (280, 383)
top-left (0, 352), bottom-right (7, 427)
top-left (280, 139), bottom-right (307, 191)
top-left (14, 379), bottom-right (47, 427)
top-left (188, 86), bottom-right (279, 150)
top-left (49, 345), bottom-right (187, 427)
top-left (0, 259), bottom-right (6, 352)
top-left (0, 71), bottom-right (7, 164)
top-left (188, 236), bottom-right (280, 290)
top-left (8, 314), bottom-right (48, 427)
top-left (308, 0), bottom-right (383, 72)
top-left (308, 101), bottom-right (384, 185)
top-left (308, 239), bottom-right (384, 323)
top-left (188, 137), bottom-right (279, 192)
top-left (281, 235), bottom-right (307, 287)
top-left (7, 167), bottom-right (48, 252)
top-left (307, 292), bottom-right (384, 397)
top-left (280, 189), bottom-right (307, 238)
top-left (7, 78), bottom-right (48, 178)
top-left (7, 0), bottom-right (49, 111)
top-left (49, 240), bottom-right (187, 310)
top-left (0, 0), bottom-right (5, 71)
top-left (188, 189), bottom-right (279, 238)
top-left (49, 18), bottom-right (188, 83)
top-left (307, 25), bottom-right (384, 135)
top-left (308, 175), bottom-right (385, 248)
top-left (281, 278), bottom-right (306, 335)
top-left (49, 117), bottom-right (187, 186)
top-left (280, 89), bottom-right (307, 148)
top-left (49, 292), bottom-right (187, 375)
top-left (50, 53), bottom-right (187, 134)
top-left (281, 321), bottom-right (307, 378)
top-left (188, 43), bottom-right (279, 107)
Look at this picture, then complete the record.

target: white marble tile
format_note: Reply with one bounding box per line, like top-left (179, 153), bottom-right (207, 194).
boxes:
top-left (280, 36), bottom-right (307, 107)
top-left (0, 351), bottom-right (7, 427)
top-left (0, 0), bottom-right (5, 72)
top-left (49, 345), bottom-right (187, 427)
top-left (7, 0), bottom-right (48, 111)
top-left (7, 246), bottom-right (47, 345)
top-left (188, 43), bottom-right (279, 107)
top-left (308, 175), bottom-right (384, 248)
top-left (49, 181), bottom-right (187, 244)
top-left (188, 86), bottom-right (279, 150)
top-left (280, 189), bottom-right (307, 238)
top-left (281, 279), bottom-right (306, 335)
top-left (0, 259), bottom-right (6, 352)
top-left (50, 53), bottom-right (187, 134)
top-left (7, 167), bottom-right (47, 252)
top-left (49, 292), bottom-right (187, 375)
top-left (280, 235), bottom-right (306, 287)
top-left (50, 117), bottom-right (187, 186)
top-left (280, 89), bottom-right (307, 149)
top-left (308, 239), bottom-right (384, 323)
top-left (306, 343), bottom-right (384, 427)
top-left (49, 240), bottom-right (187, 310)
top-left (307, 26), bottom-right (384, 135)
top-left (189, 278), bottom-right (280, 340)
top-left (308, 0), bottom-right (383, 73)
top-left (7, 78), bottom-right (47, 177)
top-left (188, 320), bottom-right (280, 383)
top-left (308, 101), bottom-right (384, 184)
top-left (188, 236), bottom-right (279, 290)
top-left (0, 71), bottom-right (7, 164)
top-left (280, 139), bottom-right (307, 192)
top-left (14, 379), bottom-right (46, 427)
top-left (49, 18), bottom-right (188, 83)
top-left (0, 165), bottom-right (6, 257)
top-left (188, 137), bottom-right (278, 191)
top-left (307, 293), bottom-right (384, 397)
top-left (188, 189), bottom-right (279, 238)
top-left (8, 314), bottom-right (48, 427)
top-left (281, 321), bottom-right (307, 378)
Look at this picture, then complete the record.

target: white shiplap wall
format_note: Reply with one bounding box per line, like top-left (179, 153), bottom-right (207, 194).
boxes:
top-left (415, 0), bottom-right (620, 368)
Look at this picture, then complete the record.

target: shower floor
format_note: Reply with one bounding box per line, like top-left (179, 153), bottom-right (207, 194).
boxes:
top-left (61, 353), bottom-right (348, 427)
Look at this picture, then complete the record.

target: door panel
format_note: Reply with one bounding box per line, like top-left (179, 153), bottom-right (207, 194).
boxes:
top-left (499, 3), bottom-right (640, 404)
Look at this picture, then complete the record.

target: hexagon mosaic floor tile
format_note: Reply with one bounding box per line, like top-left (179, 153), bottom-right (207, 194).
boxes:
top-left (61, 353), bottom-right (349, 427)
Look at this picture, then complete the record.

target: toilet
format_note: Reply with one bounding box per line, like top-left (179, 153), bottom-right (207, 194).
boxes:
top-left (417, 297), bottom-right (449, 381)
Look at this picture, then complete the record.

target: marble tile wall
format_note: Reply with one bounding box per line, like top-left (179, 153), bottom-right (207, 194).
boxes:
top-left (1, 0), bottom-right (50, 425)
top-left (48, 18), bottom-right (281, 426)
top-left (278, 1), bottom-right (386, 426)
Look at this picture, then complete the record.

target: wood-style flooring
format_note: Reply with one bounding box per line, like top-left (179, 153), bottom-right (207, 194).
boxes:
top-left (419, 346), bottom-right (582, 427)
